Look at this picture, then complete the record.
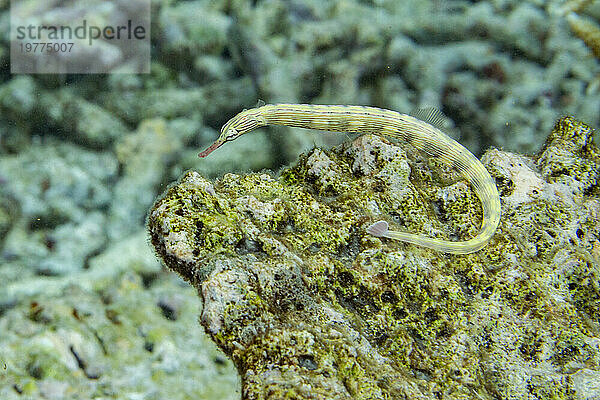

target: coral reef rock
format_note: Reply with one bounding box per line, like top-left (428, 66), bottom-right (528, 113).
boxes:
top-left (149, 116), bottom-right (600, 400)
top-left (0, 273), bottom-right (239, 400)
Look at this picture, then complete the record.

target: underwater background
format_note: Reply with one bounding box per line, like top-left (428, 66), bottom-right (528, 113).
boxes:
top-left (0, 0), bottom-right (599, 399)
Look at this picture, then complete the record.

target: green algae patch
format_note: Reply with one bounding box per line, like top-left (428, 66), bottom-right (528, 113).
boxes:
top-left (149, 120), bottom-right (600, 399)
top-left (538, 116), bottom-right (600, 196)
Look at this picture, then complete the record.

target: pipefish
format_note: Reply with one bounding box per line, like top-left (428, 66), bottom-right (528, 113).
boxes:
top-left (199, 104), bottom-right (501, 254)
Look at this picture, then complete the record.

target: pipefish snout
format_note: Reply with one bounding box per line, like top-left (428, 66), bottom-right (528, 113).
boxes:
top-left (199, 103), bottom-right (501, 254)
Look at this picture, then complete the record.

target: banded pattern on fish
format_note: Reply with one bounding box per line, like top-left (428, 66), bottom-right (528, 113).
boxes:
top-left (199, 104), bottom-right (501, 254)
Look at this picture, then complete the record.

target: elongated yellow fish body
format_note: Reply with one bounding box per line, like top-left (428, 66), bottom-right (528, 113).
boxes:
top-left (199, 103), bottom-right (501, 254)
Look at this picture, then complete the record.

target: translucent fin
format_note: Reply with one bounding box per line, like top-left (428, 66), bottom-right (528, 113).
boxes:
top-left (256, 99), bottom-right (266, 108)
top-left (366, 220), bottom-right (389, 237)
top-left (410, 107), bottom-right (451, 131)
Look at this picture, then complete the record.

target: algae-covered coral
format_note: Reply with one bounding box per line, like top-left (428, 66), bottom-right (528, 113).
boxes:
top-left (149, 116), bottom-right (600, 399)
top-left (0, 272), bottom-right (239, 400)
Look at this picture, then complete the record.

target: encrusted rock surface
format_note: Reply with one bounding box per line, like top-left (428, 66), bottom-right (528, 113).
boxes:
top-left (149, 116), bottom-right (600, 399)
top-left (0, 272), bottom-right (239, 400)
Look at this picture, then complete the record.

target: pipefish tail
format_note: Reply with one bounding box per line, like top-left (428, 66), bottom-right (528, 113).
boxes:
top-left (199, 104), bottom-right (501, 254)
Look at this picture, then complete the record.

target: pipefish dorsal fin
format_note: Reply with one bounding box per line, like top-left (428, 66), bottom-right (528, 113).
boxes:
top-left (410, 107), bottom-right (452, 130)
top-left (256, 99), bottom-right (266, 108)
top-left (410, 107), bottom-right (459, 139)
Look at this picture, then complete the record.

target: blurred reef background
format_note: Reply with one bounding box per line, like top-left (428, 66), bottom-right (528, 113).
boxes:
top-left (0, 0), bottom-right (599, 399)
